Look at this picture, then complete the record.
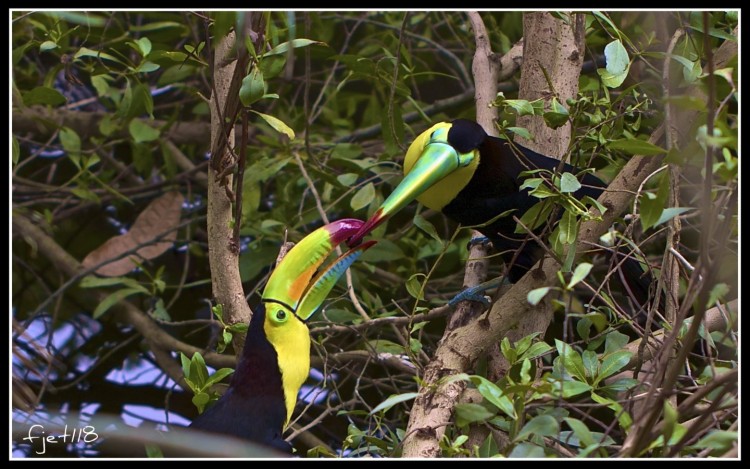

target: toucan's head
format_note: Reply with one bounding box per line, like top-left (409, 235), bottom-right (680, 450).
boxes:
top-left (348, 119), bottom-right (487, 246)
top-left (261, 219), bottom-right (374, 424)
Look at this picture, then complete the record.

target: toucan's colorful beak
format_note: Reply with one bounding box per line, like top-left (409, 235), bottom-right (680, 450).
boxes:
top-left (262, 219), bottom-right (375, 321)
top-left (348, 141), bottom-right (463, 246)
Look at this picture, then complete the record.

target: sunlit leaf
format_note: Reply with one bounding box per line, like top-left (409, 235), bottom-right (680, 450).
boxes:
top-left (370, 392), bottom-right (418, 415)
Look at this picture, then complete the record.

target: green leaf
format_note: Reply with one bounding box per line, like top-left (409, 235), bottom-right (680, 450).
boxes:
top-left (555, 339), bottom-right (587, 382)
top-left (12, 137), bottom-right (20, 166)
top-left (262, 38), bottom-right (324, 57)
top-left (74, 47), bottom-right (125, 65)
top-left (370, 392), bottom-right (418, 415)
top-left (43, 11), bottom-right (107, 27)
top-left (559, 172), bottom-right (581, 193)
top-left (503, 99), bottom-right (535, 116)
top-left (563, 417), bottom-right (595, 448)
top-left (470, 375), bottom-right (517, 419)
top-left (527, 287), bottom-right (551, 306)
top-left (515, 415), bottom-right (560, 442)
top-left (190, 352), bottom-right (209, 388)
top-left (252, 111), bottom-right (295, 139)
top-left (500, 337), bottom-right (515, 363)
top-left (568, 262), bottom-right (593, 289)
top-left (515, 200), bottom-right (553, 233)
top-left (59, 127), bottom-right (81, 163)
top-left (136, 61), bottom-right (160, 73)
top-left (413, 214), bottom-right (441, 242)
top-left (39, 40), bottom-right (58, 52)
top-left (409, 337), bottom-right (423, 354)
top-left (519, 341), bottom-right (553, 361)
top-left (455, 403), bottom-right (495, 427)
top-left (90, 75), bottom-right (110, 97)
top-left (553, 378), bottom-right (592, 398)
top-left (597, 39), bottom-right (630, 88)
top-left (350, 182), bottom-right (375, 211)
top-left (558, 209), bottom-right (578, 245)
top-left (192, 392), bottom-right (210, 413)
top-left (596, 350), bottom-right (633, 383)
top-left (204, 368), bottom-right (235, 387)
top-left (240, 67), bottom-right (265, 106)
top-left (144, 444), bottom-right (163, 458)
top-left (600, 377), bottom-right (638, 393)
top-left (528, 183), bottom-right (557, 199)
top-left (128, 119), bottom-right (161, 143)
top-left (360, 239), bottom-right (405, 263)
top-left (706, 282), bottom-right (730, 308)
top-left (682, 59), bottom-right (702, 83)
top-left (80, 275), bottom-right (149, 292)
top-left (136, 37), bottom-right (152, 56)
top-left (336, 173), bottom-right (358, 186)
top-left (640, 172), bottom-right (669, 231)
top-left (608, 138), bottom-right (667, 156)
top-left (22, 86), bottom-right (67, 106)
top-left (368, 339), bottom-right (404, 355)
top-left (131, 21), bottom-right (186, 32)
top-left (576, 316), bottom-right (592, 341)
top-left (150, 298), bottom-right (170, 321)
top-left (509, 442), bottom-right (545, 458)
top-left (220, 330), bottom-right (232, 352)
top-left (506, 126), bottom-right (533, 141)
top-left (604, 39), bottom-right (629, 75)
top-left (604, 330), bottom-right (630, 355)
top-left (93, 287), bottom-right (145, 318)
top-left (654, 207), bottom-right (692, 227)
top-left (542, 98), bottom-right (570, 129)
top-left (180, 353), bottom-right (191, 380)
top-left (477, 432), bottom-right (500, 457)
top-left (662, 400), bottom-right (677, 445)
top-left (691, 430), bottom-right (737, 452)
top-left (405, 274), bottom-right (425, 301)
top-left (582, 350), bottom-right (598, 379)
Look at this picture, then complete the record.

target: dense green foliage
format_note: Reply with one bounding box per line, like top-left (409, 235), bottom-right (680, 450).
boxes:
top-left (12, 11), bottom-right (737, 458)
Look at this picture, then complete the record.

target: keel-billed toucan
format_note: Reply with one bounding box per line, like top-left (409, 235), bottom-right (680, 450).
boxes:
top-left (190, 219), bottom-right (374, 452)
top-left (348, 119), bottom-right (653, 309)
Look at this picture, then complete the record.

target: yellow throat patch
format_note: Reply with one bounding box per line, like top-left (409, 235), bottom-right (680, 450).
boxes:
top-left (263, 304), bottom-right (311, 427)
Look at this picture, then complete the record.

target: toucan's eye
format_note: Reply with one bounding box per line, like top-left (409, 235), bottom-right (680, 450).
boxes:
top-left (269, 307), bottom-right (290, 325)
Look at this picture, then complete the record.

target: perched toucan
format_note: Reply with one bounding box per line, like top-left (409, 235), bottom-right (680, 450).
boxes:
top-left (190, 219), bottom-right (374, 453)
top-left (348, 119), bottom-right (653, 309)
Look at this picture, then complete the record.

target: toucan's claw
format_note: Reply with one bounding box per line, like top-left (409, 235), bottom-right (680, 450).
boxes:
top-left (466, 236), bottom-right (493, 251)
top-left (447, 278), bottom-right (504, 308)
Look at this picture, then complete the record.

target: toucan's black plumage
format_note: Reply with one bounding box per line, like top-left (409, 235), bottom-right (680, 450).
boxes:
top-left (446, 121), bottom-right (605, 278)
top-left (189, 306), bottom-right (291, 452)
top-left (350, 119), bottom-right (655, 311)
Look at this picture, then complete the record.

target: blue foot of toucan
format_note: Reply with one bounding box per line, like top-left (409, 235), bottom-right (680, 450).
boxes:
top-left (448, 278), bottom-right (505, 308)
top-left (466, 236), bottom-right (492, 251)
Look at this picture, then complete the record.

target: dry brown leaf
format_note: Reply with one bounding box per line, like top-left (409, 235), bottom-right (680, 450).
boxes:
top-left (82, 191), bottom-right (184, 276)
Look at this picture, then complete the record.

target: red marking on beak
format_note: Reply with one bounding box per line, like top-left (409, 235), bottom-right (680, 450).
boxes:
top-left (346, 209), bottom-right (384, 247)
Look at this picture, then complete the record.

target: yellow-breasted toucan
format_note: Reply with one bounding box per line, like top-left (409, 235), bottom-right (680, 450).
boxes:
top-left (348, 119), bottom-right (653, 309)
top-left (190, 219), bottom-right (374, 452)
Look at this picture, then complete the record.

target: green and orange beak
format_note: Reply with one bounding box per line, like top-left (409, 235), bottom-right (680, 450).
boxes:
top-left (347, 126), bottom-right (475, 246)
top-left (262, 219), bottom-right (375, 322)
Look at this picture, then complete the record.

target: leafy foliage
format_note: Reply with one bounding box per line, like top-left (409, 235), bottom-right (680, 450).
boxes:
top-left (12, 10), bottom-right (737, 459)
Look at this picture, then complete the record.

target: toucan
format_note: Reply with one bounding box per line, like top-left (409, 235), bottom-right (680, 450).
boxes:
top-left (348, 119), bottom-right (654, 311)
top-left (190, 219), bottom-right (374, 453)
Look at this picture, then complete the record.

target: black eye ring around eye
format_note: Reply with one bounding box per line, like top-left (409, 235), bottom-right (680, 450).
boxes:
top-left (276, 310), bottom-right (286, 321)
